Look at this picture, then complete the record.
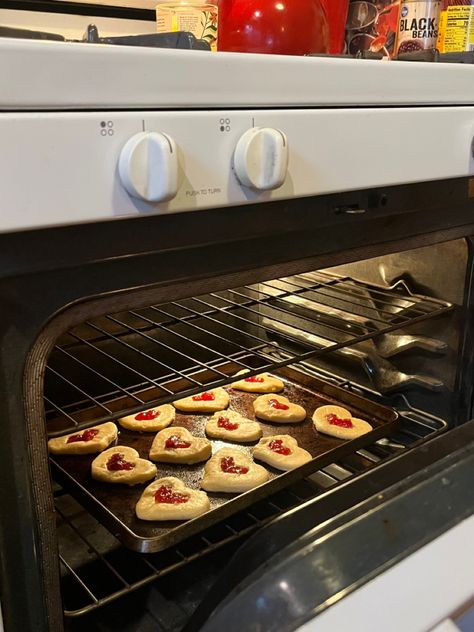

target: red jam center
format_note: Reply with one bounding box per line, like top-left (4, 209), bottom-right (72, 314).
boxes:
top-left (217, 416), bottom-right (239, 431)
top-left (67, 428), bottom-right (100, 443)
top-left (165, 435), bottom-right (192, 449)
top-left (244, 376), bottom-right (265, 383)
top-left (106, 453), bottom-right (135, 471)
top-left (135, 409), bottom-right (160, 421)
top-left (268, 439), bottom-right (291, 456)
top-left (154, 485), bottom-right (189, 504)
top-left (220, 456), bottom-right (249, 475)
top-left (192, 392), bottom-right (215, 402)
top-left (327, 414), bottom-right (354, 429)
top-left (268, 398), bottom-right (289, 411)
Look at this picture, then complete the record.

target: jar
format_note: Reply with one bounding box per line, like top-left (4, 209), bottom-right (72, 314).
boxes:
top-left (218, 0), bottom-right (328, 56)
top-left (437, 0), bottom-right (474, 52)
top-left (156, 0), bottom-right (218, 51)
top-left (395, 0), bottom-right (442, 56)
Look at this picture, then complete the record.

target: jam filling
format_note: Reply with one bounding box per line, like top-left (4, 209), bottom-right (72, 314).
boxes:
top-left (192, 392), bottom-right (215, 402)
top-left (106, 453), bottom-right (135, 471)
top-left (217, 416), bottom-right (239, 431)
top-left (268, 439), bottom-right (291, 456)
top-left (327, 414), bottom-right (354, 429)
top-left (165, 435), bottom-right (192, 449)
top-left (268, 398), bottom-right (290, 411)
top-left (220, 456), bottom-right (249, 475)
top-left (154, 485), bottom-right (189, 504)
top-left (135, 409), bottom-right (160, 421)
top-left (67, 428), bottom-right (100, 444)
top-left (244, 376), bottom-right (265, 383)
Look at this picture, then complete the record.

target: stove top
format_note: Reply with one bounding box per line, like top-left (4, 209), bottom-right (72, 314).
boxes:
top-left (0, 24), bottom-right (210, 50)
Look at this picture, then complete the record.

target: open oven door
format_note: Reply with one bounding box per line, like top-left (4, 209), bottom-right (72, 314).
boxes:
top-left (186, 420), bottom-right (474, 632)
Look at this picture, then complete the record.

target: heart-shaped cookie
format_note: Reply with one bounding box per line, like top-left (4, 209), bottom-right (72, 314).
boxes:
top-left (253, 435), bottom-right (312, 471)
top-left (201, 448), bottom-right (269, 493)
top-left (149, 426), bottom-right (212, 464)
top-left (136, 476), bottom-right (210, 521)
top-left (173, 388), bottom-right (230, 413)
top-left (253, 394), bottom-right (306, 423)
top-left (231, 370), bottom-right (284, 394)
top-left (118, 404), bottom-right (175, 432)
top-left (91, 446), bottom-right (157, 485)
top-left (312, 405), bottom-right (373, 440)
top-left (48, 422), bottom-right (118, 455)
top-left (205, 410), bottom-right (262, 443)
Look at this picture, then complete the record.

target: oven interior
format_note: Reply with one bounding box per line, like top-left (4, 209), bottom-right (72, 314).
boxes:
top-left (35, 237), bottom-right (472, 630)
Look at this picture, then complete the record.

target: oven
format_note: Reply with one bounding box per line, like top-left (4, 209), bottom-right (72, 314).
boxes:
top-left (1, 7), bottom-right (474, 631)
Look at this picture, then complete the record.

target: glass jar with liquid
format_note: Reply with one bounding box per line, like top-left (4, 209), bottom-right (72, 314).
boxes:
top-left (156, 0), bottom-right (218, 51)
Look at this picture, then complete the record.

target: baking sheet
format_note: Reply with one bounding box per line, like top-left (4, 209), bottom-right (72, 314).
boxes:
top-left (50, 366), bottom-right (399, 553)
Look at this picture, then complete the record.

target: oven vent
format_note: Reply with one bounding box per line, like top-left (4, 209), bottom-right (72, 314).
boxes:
top-left (45, 271), bottom-right (452, 437)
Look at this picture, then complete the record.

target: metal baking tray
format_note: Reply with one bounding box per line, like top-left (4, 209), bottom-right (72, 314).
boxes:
top-left (50, 365), bottom-right (399, 553)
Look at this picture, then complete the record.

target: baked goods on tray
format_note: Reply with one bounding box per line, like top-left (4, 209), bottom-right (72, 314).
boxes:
top-left (312, 405), bottom-right (373, 440)
top-left (91, 446), bottom-right (157, 485)
top-left (253, 434), bottom-right (312, 471)
top-left (253, 394), bottom-right (306, 423)
top-left (136, 477), bottom-right (210, 521)
top-left (149, 426), bottom-right (212, 464)
top-left (118, 404), bottom-right (175, 432)
top-left (205, 410), bottom-right (262, 443)
top-left (231, 370), bottom-right (284, 393)
top-left (48, 422), bottom-right (118, 455)
top-left (173, 388), bottom-right (230, 413)
top-left (201, 448), bottom-right (269, 493)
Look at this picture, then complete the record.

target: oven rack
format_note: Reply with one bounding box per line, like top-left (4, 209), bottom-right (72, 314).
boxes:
top-left (45, 271), bottom-right (452, 436)
top-left (57, 367), bottom-right (447, 619)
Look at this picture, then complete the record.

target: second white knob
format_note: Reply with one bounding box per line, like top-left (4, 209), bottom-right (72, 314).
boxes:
top-left (118, 131), bottom-right (178, 203)
top-left (234, 127), bottom-right (289, 191)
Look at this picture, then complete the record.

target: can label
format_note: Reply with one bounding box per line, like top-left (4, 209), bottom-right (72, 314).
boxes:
top-left (438, 5), bottom-right (474, 52)
top-left (396, 1), bottom-right (442, 54)
top-left (156, 4), bottom-right (218, 51)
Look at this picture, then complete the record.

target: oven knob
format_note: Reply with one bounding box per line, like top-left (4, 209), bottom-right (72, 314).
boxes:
top-left (118, 132), bottom-right (178, 202)
top-left (234, 127), bottom-right (289, 191)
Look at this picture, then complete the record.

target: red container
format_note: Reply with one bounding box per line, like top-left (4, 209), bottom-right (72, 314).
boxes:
top-left (218, 0), bottom-right (329, 55)
top-left (320, 0), bottom-right (350, 53)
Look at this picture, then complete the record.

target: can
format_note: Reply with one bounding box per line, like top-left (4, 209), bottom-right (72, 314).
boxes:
top-left (437, 0), bottom-right (474, 52)
top-left (345, 1), bottom-right (400, 58)
top-left (395, 0), bottom-right (442, 55)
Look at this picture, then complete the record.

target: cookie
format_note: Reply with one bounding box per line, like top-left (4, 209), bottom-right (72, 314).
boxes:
top-left (253, 394), bottom-right (306, 423)
top-left (312, 405), bottom-right (373, 440)
top-left (48, 422), bottom-right (118, 455)
top-left (118, 404), bottom-right (175, 432)
top-left (205, 410), bottom-right (262, 443)
top-left (253, 434), bottom-right (312, 471)
top-left (91, 446), bottom-right (157, 485)
top-left (231, 370), bottom-right (284, 393)
top-left (136, 477), bottom-right (210, 521)
top-left (173, 388), bottom-right (230, 413)
top-left (201, 448), bottom-right (269, 493)
top-left (149, 426), bottom-right (212, 464)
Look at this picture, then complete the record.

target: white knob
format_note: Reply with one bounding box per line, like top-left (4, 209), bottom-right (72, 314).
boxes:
top-left (234, 127), bottom-right (289, 191)
top-left (118, 132), bottom-right (178, 202)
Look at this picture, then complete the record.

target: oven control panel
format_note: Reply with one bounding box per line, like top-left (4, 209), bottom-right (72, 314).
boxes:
top-left (0, 108), bottom-right (473, 232)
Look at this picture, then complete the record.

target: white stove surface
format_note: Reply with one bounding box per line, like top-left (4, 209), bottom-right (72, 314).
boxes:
top-left (1, 37), bottom-right (474, 233)
top-left (1, 38), bottom-right (474, 110)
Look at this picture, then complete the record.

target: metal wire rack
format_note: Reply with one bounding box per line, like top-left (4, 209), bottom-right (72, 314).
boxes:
top-left (57, 365), bottom-right (447, 618)
top-left (45, 271), bottom-right (452, 436)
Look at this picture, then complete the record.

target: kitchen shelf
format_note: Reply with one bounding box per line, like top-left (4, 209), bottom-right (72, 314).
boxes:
top-left (45, 270), bottom-right (452, 436)
top-left (57, 366), bottom-right (447, 619)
